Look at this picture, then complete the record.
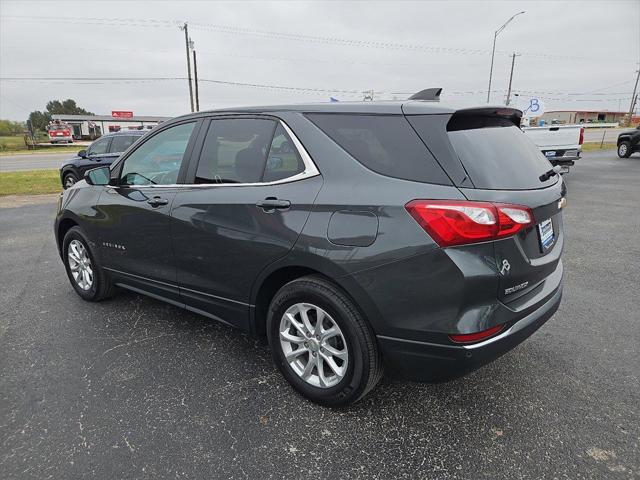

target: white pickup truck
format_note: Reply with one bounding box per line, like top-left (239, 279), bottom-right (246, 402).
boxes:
top-left (522, 125), bottom-right (584, 172)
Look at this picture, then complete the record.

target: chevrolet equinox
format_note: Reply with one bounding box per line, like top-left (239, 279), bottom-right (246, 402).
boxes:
top-left (54, 101), bottom-right (565, 406)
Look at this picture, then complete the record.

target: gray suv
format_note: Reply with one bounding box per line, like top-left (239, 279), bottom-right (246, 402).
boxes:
top-left (54, 101), bottom-right (565, 406)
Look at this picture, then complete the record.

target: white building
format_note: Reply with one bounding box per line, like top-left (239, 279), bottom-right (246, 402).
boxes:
top-left (51, 114), bottom-right (170, 140)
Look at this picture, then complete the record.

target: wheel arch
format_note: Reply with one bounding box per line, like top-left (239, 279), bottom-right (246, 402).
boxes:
top-left (249, 258), bottom-right (383, 338)
top-left (56, 216), bottom-right (79, 256)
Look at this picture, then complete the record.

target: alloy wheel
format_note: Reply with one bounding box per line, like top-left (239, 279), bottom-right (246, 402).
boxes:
top-left (279, 303), bottom-right (349, 388)
top-left (618, 144), bottom-right (628, 156)
top-left (68, 239), bottom-right (93, 290)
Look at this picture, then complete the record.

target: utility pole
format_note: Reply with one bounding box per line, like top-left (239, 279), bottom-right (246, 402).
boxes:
top-left (180, 23), bottom-right (194, 112)
top-left (625, 67), bottom-right (640, 126)
top-left (487, 11), bottom-right (525, 103)
top-left (505, 52), bottom-right (520, 106)
top-left (193, 49), bottom-right (200, 112)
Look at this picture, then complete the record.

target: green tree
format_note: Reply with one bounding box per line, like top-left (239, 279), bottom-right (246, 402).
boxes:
top-left (27, 99), bottom-right (95, 131)
top-left (27, 110), bottom-right (51, 132)
top-left (0, 119), bottom-right (25, 136)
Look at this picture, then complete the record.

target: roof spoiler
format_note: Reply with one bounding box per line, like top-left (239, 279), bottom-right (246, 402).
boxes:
top-left (447, 107), bottom-right (523, 131)
top-left (408, 88), bottom-right (442, 102)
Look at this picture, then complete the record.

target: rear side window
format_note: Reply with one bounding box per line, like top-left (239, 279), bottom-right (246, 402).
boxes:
top-left (410, 115), bottom-right (555, 190)
top-left (263, 124), bottom-right (304, 182)
top-left (109, 135), bottom-right (136, 154)
top-left (195, 118), bottom-right (277, 184)
top-left (306, 114), bottom-right (451, 185)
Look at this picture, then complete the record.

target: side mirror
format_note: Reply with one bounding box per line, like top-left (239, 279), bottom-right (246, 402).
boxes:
top-left (78, 149), bottom-right (87, 158)
top-left (84, 166), bottom-right (111, 186)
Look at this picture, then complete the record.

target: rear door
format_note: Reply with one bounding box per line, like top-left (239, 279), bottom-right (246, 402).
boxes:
top-left (407, 109), bottom-right (565, 303)
top-left (171, 115), bottom-right (322, 329)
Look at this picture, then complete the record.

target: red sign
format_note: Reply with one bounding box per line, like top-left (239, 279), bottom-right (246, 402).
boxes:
top-left (112, 111), bottom-right (133, 118)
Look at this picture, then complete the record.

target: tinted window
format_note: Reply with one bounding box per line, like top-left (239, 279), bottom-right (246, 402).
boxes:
top-left (263, 124), bottom-right (304, 182)
top-left (195, 118), bottom-right (276, 184)
top-left (88, 137), bottom-right (110, 156)
top-left (445, 118), bottom-right (555, 190)
top-left (120, 122), bottom-right (194, 186)
top-left (109, 135), bottom-right (136, 154)
top-left (306, 113), bottom-right (451, 185)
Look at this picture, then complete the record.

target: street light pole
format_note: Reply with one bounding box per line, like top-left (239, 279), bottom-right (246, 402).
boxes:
top-left (487, 11), bottom-right (525, 103)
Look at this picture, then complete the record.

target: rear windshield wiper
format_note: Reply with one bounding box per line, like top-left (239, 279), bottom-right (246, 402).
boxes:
top-left (539, 165), bottom-right (562, 182)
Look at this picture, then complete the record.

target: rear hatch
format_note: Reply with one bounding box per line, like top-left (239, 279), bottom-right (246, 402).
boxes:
top-left (406, 106), bottom-right (565, 303)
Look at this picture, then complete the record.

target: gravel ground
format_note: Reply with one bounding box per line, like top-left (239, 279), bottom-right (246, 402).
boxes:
top-left (1, 150), bottom-right (638, 479)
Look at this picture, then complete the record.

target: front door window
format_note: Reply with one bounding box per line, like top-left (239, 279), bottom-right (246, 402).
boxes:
top-left (119, 122), bottom-right (195, 186)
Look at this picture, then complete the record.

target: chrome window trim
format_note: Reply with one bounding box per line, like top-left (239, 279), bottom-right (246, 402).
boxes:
top-left (121, 119), bottom-right (320, 189)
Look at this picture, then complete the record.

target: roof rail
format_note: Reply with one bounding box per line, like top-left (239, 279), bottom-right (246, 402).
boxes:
top-left (408, 88), bottom-right (442, 102)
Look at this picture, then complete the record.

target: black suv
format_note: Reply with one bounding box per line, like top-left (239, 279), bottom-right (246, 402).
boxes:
top-left (54, 102), bottom-right (565, 406)
top-left (617, 125), bottom-right (640, 158)
top-left (59, 130), bottom-right (148, 189)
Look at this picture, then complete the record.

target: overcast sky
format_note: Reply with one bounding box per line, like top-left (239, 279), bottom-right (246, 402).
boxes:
top-left (1, 0), bottom-right (639, 121)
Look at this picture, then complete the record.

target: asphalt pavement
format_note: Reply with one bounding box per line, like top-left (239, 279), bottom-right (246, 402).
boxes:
top-left (1, 150), bottom-right (638, 479)
top-left (0, 152), bottom-right (71, 172)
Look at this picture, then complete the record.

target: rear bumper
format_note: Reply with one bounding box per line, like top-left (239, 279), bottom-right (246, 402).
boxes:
top-left (377, 283), bottom-right (562, 382)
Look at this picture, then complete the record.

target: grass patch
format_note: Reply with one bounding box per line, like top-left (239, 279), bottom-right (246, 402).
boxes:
top-left (582, 142), bottom-right (616, 152)
top-left (0, 146), bottom-right (82, 156)
top-left (0, 135), bottom-right (28, 151)
top-left (0, 134), bottom-right (83, 155)
top-left (0, 169), bottom-right (61, 196)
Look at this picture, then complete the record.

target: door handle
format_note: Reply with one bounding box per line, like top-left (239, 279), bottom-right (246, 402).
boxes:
top-left (147, 196), bottom-right (169, 207)
top-left (256, 197), bottom-right (291, 211)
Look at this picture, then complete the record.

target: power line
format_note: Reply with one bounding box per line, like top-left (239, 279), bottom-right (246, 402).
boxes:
top-left (1, 14), bottom-right (597, 61)
top-left (0, 77), bottom-right (631, 102)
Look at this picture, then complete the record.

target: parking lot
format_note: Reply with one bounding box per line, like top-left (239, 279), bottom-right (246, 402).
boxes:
top-left (0, 149), bottom-right (638, 479)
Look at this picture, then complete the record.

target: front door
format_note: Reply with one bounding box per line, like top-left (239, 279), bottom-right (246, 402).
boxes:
top-left (171, 117), bottom-right (322, 328)
top-left (95, 121), bottom-right (199, 301)
top-left (78, 135), bottom-right (112, 177)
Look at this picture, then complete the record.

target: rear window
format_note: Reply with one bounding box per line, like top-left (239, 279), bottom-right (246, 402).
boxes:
top-left (306, 113), bottom-right (451, 185)
top-left (411, 115), bottom-right (555, 190)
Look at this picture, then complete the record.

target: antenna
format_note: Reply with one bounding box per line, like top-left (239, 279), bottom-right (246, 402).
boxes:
top-left (408, 88), bottom-right (442, 102)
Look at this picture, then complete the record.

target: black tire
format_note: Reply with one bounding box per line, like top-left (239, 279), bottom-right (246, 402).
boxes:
top-left (62, 226), bottom-right (114, 301)
top-left (617, 141), bottom-right (631, 158)
top-left (267, 275), bottom-right (383, 407)
top-left (63, 172), bottom-right (78, 189)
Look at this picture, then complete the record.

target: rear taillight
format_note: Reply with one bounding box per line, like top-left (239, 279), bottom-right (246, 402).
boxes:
top-left (405, 200), bottom-right (534, 247)
top-left (579, 127), bottom-right (584, 145)
top-left (449, 324), bottom-right (504, 344)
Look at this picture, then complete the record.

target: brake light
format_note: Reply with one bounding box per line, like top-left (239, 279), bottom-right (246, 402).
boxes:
top-left (405, 200), bottom-right (534, 247)
top-left (579, 127), bottom-right (584, 145)
top-left (449, 324), bottom-right (504, 344)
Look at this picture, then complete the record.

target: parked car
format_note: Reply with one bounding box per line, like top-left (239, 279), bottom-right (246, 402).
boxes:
top-left (617, 125), bottom-right (640, 158)
top-left (522, 124), bottom-right (584, 172)
top-left (59, 130), bottom-right (147, 189)
top-left (48, 123), bottom-right (74, 144)
top-left (54, 102), bottom-right (565, 406)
